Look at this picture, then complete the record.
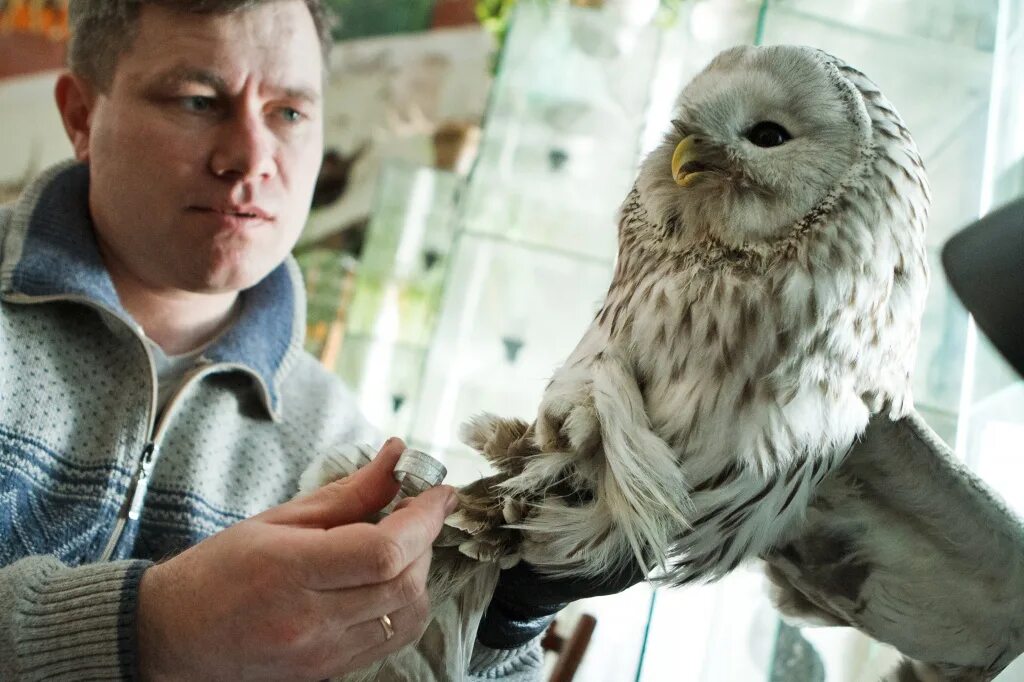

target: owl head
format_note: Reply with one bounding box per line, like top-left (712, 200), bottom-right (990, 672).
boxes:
top-left (637, 45), bottom-right (896, 248)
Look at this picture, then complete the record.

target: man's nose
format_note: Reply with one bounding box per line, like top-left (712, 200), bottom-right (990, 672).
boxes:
top-left (209, 111), bottom-right (277, 183)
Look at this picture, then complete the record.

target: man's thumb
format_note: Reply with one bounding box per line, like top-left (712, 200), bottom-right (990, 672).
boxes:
top-left (264, 439), bottom-right (405, 527)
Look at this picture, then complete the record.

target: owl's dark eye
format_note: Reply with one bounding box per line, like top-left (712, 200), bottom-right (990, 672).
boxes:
top-left (746, 121), bottom-right (792, 148)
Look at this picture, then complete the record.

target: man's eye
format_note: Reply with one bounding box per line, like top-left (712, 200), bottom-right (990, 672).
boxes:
top-left (279, 107), bottom-right (304, 123)
top-left (182, 96), bottom-right (216, 113)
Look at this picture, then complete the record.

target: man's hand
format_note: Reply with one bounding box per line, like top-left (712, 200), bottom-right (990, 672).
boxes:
top-left (136, 438), bottom-right (456, 681)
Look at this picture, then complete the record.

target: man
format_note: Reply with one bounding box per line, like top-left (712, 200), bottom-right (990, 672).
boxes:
top-left (0, 1), bottom-right (576, 678)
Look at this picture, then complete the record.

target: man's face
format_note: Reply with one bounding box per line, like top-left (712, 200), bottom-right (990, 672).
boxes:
top-left (81, 1), bottom-right (324, 294)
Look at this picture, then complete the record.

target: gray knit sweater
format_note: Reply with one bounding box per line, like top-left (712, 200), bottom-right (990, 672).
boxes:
top-left (0, 161), bottom-right (541, 681)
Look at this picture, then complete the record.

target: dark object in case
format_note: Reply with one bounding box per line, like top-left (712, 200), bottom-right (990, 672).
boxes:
top-left (942, 196), bottom-right (1024, 378)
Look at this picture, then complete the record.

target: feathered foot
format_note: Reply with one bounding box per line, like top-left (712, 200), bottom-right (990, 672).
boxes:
top-left (445, 414), bottom-right (542, 568)
top-left (459, 413), bottom-right (540, 476)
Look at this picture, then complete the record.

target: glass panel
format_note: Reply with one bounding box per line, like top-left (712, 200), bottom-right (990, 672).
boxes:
top-left (408, 231), bottom-right (613, 473)
top-left (324, 161), bottom-right (463, 436)
top-left (986, 4), bottom-right (1024, 207)
top-left (298, 249), bottom-right (357, 362)
top-left (915, 249), bottom-right (969, 442)
top-left (638, 568), bottom-right (779, 681)
top-left (955, 0), bottom-right (1024, 509)
top-left (342, 161), bottom-right (462, 347)
top-left (572, 583), bottom-right (656, 682)
top-left (460, 1), bottom-right (661, 260)
top-left (336, 335), bottom-right (427, 438)
top-left (769, 0), bottom-right (1001, 50)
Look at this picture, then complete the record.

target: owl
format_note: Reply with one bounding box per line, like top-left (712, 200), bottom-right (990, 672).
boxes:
top-left (303, 44), bottom-right (935, 680)
top-left (451, 43), bottom-right (930, 588)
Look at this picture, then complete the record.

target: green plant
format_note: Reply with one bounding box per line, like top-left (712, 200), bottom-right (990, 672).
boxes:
top-left (474, 0), bottom-right (522, 46)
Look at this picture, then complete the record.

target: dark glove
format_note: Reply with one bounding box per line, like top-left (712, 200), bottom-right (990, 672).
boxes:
top-left (476, 560), bottom-right (647, 649)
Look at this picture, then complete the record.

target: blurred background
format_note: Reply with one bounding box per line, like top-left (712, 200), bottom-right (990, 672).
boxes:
top-left (1, 0), bottom-right (1022, 679)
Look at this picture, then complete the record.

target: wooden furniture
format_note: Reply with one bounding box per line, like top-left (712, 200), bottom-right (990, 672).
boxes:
top-left (541, 614), bottom-right (597, 682)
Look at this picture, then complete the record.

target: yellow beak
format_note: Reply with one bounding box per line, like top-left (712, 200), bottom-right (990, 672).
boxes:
top-left (671, 134), bottom-right (710, 187)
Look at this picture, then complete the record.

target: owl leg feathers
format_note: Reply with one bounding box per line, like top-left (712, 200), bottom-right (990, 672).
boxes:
top-left (445, 416), bottom-right (538, 568)
top-left (508, 352), bottom-right (692, 577)
top-left (450, 351), bottom-right (691, 578)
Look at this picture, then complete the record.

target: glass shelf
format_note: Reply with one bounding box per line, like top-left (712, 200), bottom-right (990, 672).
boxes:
top-left (306, 161), bottom-right (463, 439)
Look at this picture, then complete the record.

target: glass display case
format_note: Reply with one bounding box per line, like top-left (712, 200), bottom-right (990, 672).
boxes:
top-left (300, 161), bottom-right (464, 437)
top-left (304, 1), bottom-right (1024, 679)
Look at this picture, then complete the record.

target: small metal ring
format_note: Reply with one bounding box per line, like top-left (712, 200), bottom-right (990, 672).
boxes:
top-left (393, 448), bottom-right (447, 495)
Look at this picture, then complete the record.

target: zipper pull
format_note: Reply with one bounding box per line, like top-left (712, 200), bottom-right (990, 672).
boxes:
top-left (127, 442), bottom-right (157, 521)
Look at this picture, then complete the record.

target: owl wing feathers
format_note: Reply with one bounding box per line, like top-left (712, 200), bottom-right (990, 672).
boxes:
top-left (764, 410), bottom-right (1024, 679)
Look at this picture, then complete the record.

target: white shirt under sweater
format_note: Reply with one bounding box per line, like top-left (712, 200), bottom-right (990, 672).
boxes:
top-left (147, 340), bottom-right (204, 415)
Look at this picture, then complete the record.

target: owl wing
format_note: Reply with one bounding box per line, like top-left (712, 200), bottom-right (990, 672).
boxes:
top-left (763, 411), bottom-right (1024, 679)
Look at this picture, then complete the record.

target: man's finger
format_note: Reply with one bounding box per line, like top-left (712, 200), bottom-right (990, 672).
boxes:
top-left (317, 546), bottom-right (432, 625)
top-left (262, 439), bottom-right (406, 527)
top-left (299, 484), bottom-right (456, 589)
top-left (333, 594), bottom-right (432, 674)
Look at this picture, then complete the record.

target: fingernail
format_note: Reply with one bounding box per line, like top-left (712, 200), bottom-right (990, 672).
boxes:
top-left (375, 438), bottom-right (397, 459)
top-left (443, 488), bottom-right (459, 515)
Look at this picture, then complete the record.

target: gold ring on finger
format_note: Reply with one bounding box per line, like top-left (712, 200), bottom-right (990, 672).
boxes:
top-left (379, 613), bottom-right (395, 641)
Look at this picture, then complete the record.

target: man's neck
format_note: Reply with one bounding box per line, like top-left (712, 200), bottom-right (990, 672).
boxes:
top-left (125, 288), bottom-right (239, 356)
top-left (101, 253), bottom-right (239, 357)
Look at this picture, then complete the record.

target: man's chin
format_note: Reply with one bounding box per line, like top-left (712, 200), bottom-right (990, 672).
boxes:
top-left (189, 262), bottom-right (279, 295)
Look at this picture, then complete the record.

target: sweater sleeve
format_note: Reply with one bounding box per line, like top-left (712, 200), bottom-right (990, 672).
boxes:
top-left (468, 638), bottom-right (546, 681)
top-left (0, 556), bottom-right (152, 681)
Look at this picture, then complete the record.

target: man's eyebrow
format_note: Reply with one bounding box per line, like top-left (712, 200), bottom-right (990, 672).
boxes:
top-left (281, 86), bottom-right (321, 105)
top-left (150, 66), bottom-right (320, 105)
top-left (153, 66), bottom-right (229, 92)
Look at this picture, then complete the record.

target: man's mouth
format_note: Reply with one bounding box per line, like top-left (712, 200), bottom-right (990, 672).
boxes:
top-left (189, 205), bottom-right (275, 222)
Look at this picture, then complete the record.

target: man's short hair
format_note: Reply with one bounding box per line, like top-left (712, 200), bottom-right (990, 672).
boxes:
top-left (68, 0), bottom-right (335, 91)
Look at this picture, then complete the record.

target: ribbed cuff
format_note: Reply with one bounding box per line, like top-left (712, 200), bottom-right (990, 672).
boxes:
top-left (10, 557), bottom-right (152, 681)
top-left (468, 638), bottom-right (545, 681)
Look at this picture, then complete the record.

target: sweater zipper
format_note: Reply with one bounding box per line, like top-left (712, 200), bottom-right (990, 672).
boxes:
top-left (97, 358), bottom-right (224, 561)
top-left (98, 441), bottom-right (156, 561)
top-left (3, 293), bottom-right (267, 562)
top-left (98, 319), bottom-right (161, 562)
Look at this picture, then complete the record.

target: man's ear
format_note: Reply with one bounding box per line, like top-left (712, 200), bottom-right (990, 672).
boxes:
top-left (55, 73), bottom-right (97, 162)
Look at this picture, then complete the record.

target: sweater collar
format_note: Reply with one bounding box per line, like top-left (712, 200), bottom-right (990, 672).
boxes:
top-left (0, 161), bottom-right (307, 420)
